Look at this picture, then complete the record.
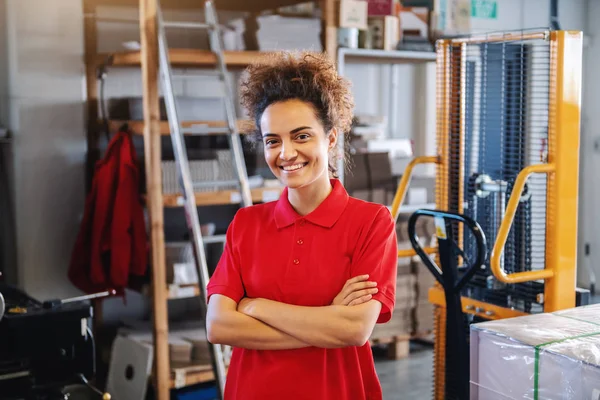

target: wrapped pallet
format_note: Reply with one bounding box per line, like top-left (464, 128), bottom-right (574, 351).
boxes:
top-left (470, 303), bottom-right (600, 400)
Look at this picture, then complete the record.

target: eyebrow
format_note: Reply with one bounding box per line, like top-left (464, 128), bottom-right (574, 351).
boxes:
top-left (262, 126), bottom-right (312, 137)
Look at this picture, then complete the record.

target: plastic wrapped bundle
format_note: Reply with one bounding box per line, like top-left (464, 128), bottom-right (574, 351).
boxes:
top-left (470, 304), bottom-right (600, 400)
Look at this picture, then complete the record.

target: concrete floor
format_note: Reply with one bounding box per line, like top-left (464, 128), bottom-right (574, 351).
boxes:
top-left (375, 342), bottom-right (434, 399)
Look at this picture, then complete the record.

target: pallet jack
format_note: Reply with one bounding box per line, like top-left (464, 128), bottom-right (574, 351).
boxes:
top-left (408, 210), bottom-right (486, 400)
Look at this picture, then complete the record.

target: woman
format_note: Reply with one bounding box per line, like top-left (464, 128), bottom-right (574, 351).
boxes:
top-left (206, 51), bottom-right (398, 400)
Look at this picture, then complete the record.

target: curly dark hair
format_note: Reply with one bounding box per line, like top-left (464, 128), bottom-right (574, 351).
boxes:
top-left (239, 51), bottom-right (355, 177)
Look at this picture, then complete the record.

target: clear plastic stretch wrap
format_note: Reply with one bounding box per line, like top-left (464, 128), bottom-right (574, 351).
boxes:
top-left (470, 304), bottom-right (600, 400)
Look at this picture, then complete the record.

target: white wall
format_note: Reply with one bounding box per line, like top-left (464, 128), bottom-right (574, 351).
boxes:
top-left (5, 0), bottom-right (86, 299)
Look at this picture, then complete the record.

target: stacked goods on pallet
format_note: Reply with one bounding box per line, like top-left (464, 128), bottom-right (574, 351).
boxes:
top-left (370, 212), bottom-right (436, 347)
top-left (413, 257), bottom-right (436, 337)
top-left (403, 213), bottom-right (436, 337)
top-left (471, 304), bottom-right (600, 399)
top-left (371, 249), bottom-right (416, 339)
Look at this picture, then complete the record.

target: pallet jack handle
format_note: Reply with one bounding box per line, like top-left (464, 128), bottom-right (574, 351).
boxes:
top-left (408, 209), bottom-right (487, 293)
top-left (408, 209), bottom-right (488, 400)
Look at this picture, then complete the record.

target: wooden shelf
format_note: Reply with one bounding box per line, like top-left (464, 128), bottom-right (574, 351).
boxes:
top-left (108, 119), bottom-right (253, 136)
top-left (142, 283), bottom-right (201, 300)
top-left (338, 48), bottom-right (437, 64)
top-left (91, 0), bottom-right (312, 12)
top-left (162, 186), bottom-right (283, 207)
top-left (98, 49), bottom-right (272, 68)
top-left (170, 367), bottom-right (214, 389)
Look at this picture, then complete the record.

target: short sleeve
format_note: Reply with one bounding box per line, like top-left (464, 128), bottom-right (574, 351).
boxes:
top-left (206, 211), bottom-right (246, 304)
top-left (350, 207), bottom-right (398, 323)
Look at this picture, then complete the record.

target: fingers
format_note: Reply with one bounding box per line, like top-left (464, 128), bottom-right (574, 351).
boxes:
top-left (345, 274), bottom-right (370, 286)
top-left (348, 281), bottom-right (378, 292)
top-left (341, 281), bottom-right (377, 300)
top-left (339, 279), bottom-right (378, 305)
top-left (348, 293), bottom-right (374, 306)
top-left (343, 287), bottom-right (378, 305)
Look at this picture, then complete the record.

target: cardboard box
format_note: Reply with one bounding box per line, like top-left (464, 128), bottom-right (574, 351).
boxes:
top-left (372, 307), bottom-right (413, 338)
top-left (368, 15), bottom-right (400, 50)
top-left (367, 0), bottom-right (396, 16)
top-left (338, 0), bottom-right (368, 30)
top-left (415, 301), bottom-right (434, 333)
top-left (470, 304), bottom-right (600, 399)
top-left (345, 153), bottom-right (370, 192)
top-left (399, 6), bottom-right (430, 38)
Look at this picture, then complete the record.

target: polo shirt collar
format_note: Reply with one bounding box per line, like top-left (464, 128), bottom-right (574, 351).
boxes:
top-left (274, 179), bottom-right (349, 229)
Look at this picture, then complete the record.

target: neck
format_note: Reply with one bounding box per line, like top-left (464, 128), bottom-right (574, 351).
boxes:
top-left (288, 175), bottom-right (333, 216)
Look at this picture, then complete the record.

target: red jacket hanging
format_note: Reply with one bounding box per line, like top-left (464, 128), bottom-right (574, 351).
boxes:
top-left (68, 130), bottom-right (148, 294)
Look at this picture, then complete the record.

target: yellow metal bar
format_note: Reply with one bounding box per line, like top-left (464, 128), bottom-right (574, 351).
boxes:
top-left (390, 156), bottom-right (440, 221)
top-left (428, 286), bottom-right (529, 320)
top-left (436, 40), bottom-right (450, 214)
top-left (490, 164), bottom-right (556, 283)
top-left (433, 305), bottom-right (445, 400)
top-left (397, 246), bottom-right (437, 258)
top-left (544, 31), bottom-right (582, 312)
top-left (433, 39), bottom-right (450, 400)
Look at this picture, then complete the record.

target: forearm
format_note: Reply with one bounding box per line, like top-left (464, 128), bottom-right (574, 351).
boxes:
top-left (206, 308), bottom-right (310, 351)
top-left (242, 299), bottom-right (376, 348)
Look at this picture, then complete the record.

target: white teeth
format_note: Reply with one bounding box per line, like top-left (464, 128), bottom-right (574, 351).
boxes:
top-left (282, 164), bottom-right (305, 171)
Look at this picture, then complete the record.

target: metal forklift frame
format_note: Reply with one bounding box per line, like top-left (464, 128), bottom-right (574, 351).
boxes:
top-left (390, 29), bottom-right (583, 399)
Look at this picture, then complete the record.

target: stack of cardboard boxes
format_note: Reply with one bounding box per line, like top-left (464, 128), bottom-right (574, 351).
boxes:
top-left (337, 0), bottom-right (435, 51)
top-left (371, 212), bottom-right (437, 340)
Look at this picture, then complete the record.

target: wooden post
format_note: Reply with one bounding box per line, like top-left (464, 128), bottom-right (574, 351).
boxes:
top-left (83, 0), bottom-right (99, 193)
top-left (322, 0), bottom-right (337, 60)
top-left (139, 0), bottom-right (170, 399)
top-left (82, 0), bottom-right (106, 378)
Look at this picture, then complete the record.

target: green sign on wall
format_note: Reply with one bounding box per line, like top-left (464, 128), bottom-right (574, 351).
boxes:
top-left (472, 0), bottom-right (497, 19)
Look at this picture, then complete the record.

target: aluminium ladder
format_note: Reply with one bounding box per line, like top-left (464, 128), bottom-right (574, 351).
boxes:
top-left (156, 0), bottom-right (253, 397)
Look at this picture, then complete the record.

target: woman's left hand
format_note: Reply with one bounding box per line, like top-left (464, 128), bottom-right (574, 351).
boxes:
top-left (331, 275), bottom-right (379, 307)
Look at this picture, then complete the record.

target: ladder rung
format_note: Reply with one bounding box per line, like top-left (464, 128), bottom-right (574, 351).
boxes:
top-left (181, 127), bottom-right (231, 135)
top-left (163, 21), bottom-right (212, 30)
top-left (193, 180), bottom-right (239, 189)
top-left (203, 235), bottom-right (226, 244)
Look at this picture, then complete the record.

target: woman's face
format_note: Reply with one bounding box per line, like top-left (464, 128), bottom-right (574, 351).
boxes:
top-left (260, 99), bottom-right (337, 189)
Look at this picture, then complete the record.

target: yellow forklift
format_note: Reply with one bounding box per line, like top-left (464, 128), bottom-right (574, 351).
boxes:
top-left (392, 29), bottom-right (584, 399)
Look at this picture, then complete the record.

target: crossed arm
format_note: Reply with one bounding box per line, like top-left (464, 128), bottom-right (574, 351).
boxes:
top-left (206, 275), bottom-right (381, 350)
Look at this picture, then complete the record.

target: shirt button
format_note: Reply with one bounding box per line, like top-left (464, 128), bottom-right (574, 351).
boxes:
top-left (297, 239), bottom-right (304, 245)
top-left (293, 259), bottom-right (300, 265)
top-left (299, 219), bottom-right (306, 226)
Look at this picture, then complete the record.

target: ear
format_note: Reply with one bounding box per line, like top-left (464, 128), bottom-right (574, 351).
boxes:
top-left (327, 128), bottom-right (338, 150)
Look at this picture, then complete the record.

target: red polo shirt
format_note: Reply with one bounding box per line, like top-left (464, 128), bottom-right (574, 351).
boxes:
top-left (207, 179), bottom-right (398, 400)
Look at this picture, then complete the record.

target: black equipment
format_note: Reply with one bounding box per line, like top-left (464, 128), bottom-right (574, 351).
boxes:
top-left (0, 282), bottom-right (113, 400)
top-left (408, 209), bottom-right (488, 400)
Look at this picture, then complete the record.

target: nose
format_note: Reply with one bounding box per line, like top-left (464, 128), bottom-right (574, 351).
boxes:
top-left (279, 141), bottom-right (297, 161)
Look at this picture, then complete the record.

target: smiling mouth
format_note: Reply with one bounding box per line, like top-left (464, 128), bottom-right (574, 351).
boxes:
top-left (280, 162), bottom-right (308, 172)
